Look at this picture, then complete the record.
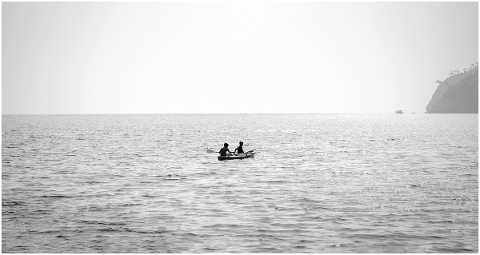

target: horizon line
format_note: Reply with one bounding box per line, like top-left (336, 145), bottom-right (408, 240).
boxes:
top-left (2, 112), bottom-right (451, 116)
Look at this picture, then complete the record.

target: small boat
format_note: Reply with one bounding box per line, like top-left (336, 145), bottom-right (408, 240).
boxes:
top-left (396, 110), bottom-right (404, 114)
top-left (218, 151), bottom-right (255, 161)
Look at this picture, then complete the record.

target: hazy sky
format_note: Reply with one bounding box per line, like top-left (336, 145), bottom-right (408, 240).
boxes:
top-left (2, 2), bottom-right (478, 114)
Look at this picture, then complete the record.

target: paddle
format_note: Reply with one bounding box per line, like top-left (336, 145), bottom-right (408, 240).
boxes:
top-left (207, 147), bottom-right (232, 154)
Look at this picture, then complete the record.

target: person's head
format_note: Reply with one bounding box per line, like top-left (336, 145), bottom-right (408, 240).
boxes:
top-left (239, 141), bottom-right (243, 146)
top-left (224, 143), bottom-right (229, 147)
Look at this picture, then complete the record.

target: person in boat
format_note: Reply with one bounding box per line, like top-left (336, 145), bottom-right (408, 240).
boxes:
top-left (233, 141), bottom-right (245, 157)
top-left (218, 143), bottom-right (232, 156)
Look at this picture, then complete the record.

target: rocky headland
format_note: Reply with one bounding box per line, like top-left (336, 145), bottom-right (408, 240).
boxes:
top-left (426, 64), bottom-right (478, 113)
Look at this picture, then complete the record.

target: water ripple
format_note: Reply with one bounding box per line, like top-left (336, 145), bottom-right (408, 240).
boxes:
top-left (2, 114), bottom-right (478, 253)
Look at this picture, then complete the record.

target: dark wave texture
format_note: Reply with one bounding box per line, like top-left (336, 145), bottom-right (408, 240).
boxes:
top-left (2, 114), bottom-right (478, 253)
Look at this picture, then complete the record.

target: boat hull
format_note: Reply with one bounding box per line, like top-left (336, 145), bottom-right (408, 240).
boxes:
top-left (217, 153), bottom-right (255, 161)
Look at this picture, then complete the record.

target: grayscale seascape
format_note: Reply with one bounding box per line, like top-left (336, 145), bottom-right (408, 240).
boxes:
top-left (2, 113), bottom-right (478, 253)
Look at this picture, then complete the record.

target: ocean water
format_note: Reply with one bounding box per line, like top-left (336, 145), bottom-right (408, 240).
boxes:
top-left (2, 113), bottom-right (478, 253)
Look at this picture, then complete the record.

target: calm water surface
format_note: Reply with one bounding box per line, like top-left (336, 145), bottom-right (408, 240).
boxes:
top-left (2, 114), bottom-right (478, 253)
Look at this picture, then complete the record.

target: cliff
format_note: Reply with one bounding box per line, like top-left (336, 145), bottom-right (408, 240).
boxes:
top-left (426, 66), bottom-right (478, 113)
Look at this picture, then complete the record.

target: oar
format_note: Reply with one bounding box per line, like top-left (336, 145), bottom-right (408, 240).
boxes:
top-left (206, 147), bottom-right (216, 153)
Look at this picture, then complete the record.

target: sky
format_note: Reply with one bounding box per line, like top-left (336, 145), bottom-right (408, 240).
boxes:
top-left (2, 1), bottom-right (478, 114)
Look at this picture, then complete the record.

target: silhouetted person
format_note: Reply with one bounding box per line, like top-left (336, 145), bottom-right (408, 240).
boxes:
top-left (234, 141), bottom-right (245, 156)
top-left (218, 143), bottom-right (232, 156)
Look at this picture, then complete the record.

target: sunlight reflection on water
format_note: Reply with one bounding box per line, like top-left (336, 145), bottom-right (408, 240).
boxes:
top-left (2, 114), bottom-right (478, 253)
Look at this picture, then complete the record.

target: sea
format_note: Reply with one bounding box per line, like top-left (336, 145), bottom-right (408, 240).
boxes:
top-left (2, 113), bottom-right (478, 253)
